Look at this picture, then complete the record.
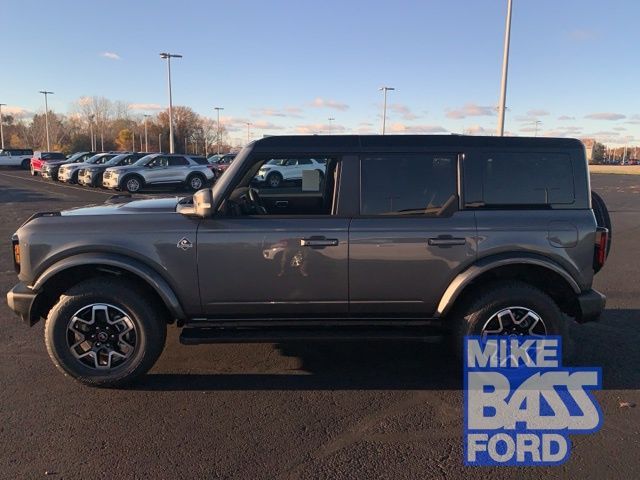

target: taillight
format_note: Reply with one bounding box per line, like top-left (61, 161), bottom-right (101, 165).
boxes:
top-left (11, 234), bottom-right (20, 273)
top-left (593, 227), bottom-right (609, 273)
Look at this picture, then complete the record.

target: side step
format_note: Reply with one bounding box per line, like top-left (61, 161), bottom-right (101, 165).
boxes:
top-left (179, 326), bottom-right (444, 345)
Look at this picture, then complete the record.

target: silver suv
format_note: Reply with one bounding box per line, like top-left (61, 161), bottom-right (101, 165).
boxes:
top-left (102, 153), bottom-right (214, 192)
top-left (6, 135), bottom-right (610, 387)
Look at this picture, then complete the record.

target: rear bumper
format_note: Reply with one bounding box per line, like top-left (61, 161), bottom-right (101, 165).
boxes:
top-left (6, 282), bottom-right (39, 325)
top-left (576, 289), bottom-right (606, 323)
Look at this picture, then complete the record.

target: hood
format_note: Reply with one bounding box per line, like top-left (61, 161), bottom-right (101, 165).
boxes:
top-left (61, 161), bottom-right (91, 170)
top-left (61, 197), bottom-right (182, 216)
top-left (105, 164), bottom-right (141, 173)
top-left (44, 159), bottom-right (70, 167)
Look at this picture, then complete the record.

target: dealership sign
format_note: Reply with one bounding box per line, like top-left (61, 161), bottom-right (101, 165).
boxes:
top-left (464, 336), bottom-right (602, 466)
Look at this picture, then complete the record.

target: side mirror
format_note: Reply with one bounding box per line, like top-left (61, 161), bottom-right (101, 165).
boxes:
top-left (177, 188), bottom-right (213, 218)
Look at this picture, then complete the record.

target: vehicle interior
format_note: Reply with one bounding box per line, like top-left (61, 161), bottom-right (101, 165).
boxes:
top-left (222, 156), bottom-right (339, 216)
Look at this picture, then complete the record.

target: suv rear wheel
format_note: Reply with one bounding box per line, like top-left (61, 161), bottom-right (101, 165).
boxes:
top-left (451, 281), bottom-right (571, 360)
top-left (44, 278), bottom-right (166, 387)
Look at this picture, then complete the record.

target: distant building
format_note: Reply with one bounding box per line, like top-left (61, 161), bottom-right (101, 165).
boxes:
top-left (581, 138), bottom-right (595, 163)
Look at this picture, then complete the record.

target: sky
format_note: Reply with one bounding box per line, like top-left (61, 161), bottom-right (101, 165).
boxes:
top-left (1, 0), bottom-right (639, 145)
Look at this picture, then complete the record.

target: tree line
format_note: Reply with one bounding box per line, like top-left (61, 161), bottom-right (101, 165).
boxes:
top-left (1, 96), bottom-right (232, 155)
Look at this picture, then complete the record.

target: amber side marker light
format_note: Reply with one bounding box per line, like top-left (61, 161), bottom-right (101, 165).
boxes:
top-left (12, 235), bottom-right (20, 273)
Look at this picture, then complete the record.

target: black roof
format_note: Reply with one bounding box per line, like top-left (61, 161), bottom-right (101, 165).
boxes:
top-left (250, 135), bottom-right (584, 154)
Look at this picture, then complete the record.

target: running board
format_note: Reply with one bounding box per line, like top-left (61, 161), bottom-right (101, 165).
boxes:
top-left (179, 326), bottom-right (444, 345)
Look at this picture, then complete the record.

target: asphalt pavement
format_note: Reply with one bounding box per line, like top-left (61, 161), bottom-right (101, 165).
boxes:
top-left (0, 170), bottom-right (638, 479)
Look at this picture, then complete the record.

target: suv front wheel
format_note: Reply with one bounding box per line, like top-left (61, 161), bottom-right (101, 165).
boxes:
top-left (44, 278), bottom-right (166, 387)
top-left (123, 175), bottom-right (144, 193)
top-left (451, 281), bottom-right (571, 360)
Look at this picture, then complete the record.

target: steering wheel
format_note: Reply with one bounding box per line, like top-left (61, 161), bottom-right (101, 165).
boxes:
top-left (248, 187), bottom-right (268, 215)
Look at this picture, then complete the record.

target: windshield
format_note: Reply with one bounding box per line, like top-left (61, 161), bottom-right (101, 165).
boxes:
top-left (132, 154), bottom-right (157, 166)
top-left (85, 154), bottom-right (106, 164)
top-left (64, 152), bottom-right (87, 162)
top-left (105, 154), bottom-right (133, 166)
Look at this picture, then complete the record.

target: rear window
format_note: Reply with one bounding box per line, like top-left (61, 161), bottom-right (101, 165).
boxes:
top-left (360, 154), bottom-right (458, 216)
top-left (465, 152), bottom-right (575, 207)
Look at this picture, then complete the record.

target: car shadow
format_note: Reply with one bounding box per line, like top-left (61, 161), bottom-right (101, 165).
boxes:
top-left (0, 184), bottom-right (58, 203)
top-left (131, 309), bottom-right (640, 391)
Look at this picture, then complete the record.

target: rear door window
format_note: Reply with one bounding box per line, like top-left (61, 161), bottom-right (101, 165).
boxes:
top-left (360, 154), bottom-right (458, 216)
top-left (465, 152), bottom-right (575, 207)
top-left (168, 156), bottom-right (189, 166)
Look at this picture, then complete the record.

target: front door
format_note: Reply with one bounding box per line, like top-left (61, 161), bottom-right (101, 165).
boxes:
top-left (349, 153), bottom-right (477, 316)
top-left (197, 155), bottom-right (349, 317)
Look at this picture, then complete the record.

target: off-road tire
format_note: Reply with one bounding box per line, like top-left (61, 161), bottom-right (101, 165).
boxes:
top-left (44, 277), bottom-right (166, 388)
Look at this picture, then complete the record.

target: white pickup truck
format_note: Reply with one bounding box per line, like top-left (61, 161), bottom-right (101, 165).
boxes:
top-left (0, 149), bottom-right (33, 169)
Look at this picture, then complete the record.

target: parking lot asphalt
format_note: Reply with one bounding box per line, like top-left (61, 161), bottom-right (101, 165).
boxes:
top-left (0, 170), bottom-right (638, 479)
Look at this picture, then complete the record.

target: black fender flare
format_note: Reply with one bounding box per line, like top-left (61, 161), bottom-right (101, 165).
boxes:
top-left (435, 254), bottom-right (582, 318)
top-left (31, 252), bottom-right (186, 320)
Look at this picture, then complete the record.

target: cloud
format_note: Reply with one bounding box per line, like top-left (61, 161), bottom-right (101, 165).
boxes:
top-left (251, 120), bottom-right (285, 130)
top-left (526, 109), bottom-right (549, 117)
top-left (251, 106), bottom-right (303, 118)
top-left (295, 123), bottom-right (347, 134)
top-left (310, 97), bottom-right (349, 111)
top-left (625, 115), bottom-right (640, 125)
top-left (585, 112), bottom-right (626, 121)
top-left (446, 103), bottom-right (495, 119)
top-left (464, 125), bottom-right (492, 135)
top-left (0, 105), bottom-right (30, 118)
top-left (128, 103), bottom-right (163, 111)
top-left (388, 103), bottom-right (419, 121)
top-left (101, 52), bottom-right (121, 60)
top-left (388, 123), bottom-right (447, 134)
top-left (613, 126), bottom-right (627, 132)
top-left (557, 115), bottom-right (575, 121)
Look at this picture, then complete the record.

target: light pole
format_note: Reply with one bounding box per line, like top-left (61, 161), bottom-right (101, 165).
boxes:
top-left (379, 86), bottom-right (394, 135)
top-left (39, 90), bottom-right (54, 150)
top-left (159, 52), bottom-right (182, 153)
top-left (246, 122), bottom-right (252, 143)
top-left (496, 0), bottom-right (513, 136)
top-left (534, 120), bottom-right (542, 137)
top-left (143, 114), bottom-right (150, 152)
top-left (214, 107), bottom-right (224, 154)
top-left (0, 103), bottom-right (6, 149)
top-left (158, 133), bottom-right (162, 152)
top-left (328, 117), bottom-right (335, 134)
top-left (88, 114), bottom-right (95, 150)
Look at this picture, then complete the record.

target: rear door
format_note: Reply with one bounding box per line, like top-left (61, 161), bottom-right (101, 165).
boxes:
top-left (167, 156), bottom-right (189, 182)
top-left (349, 153), bottom-right (477, 316)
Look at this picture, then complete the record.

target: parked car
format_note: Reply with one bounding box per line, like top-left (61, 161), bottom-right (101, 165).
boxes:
top-left (102, 153), bottom-right (215, 192)
top-left (78, 152), bottom-right (146, 187)
top-left (0, 148), bottom-right (34, 169)
top-left (30, 151), bottom-right (67, 176)
top-left (6, 135), bottom-right (611, 387)
top-left (255, 157), bottom-right (326, 188)
top-left (208, 153), bottom-right (236, 177)
top-left (41, 151), bottom-right (97, 181)
top-left (58, 153), bottom-right (120, 184)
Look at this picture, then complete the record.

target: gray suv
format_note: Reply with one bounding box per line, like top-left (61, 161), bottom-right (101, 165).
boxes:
top-left (102, 153), bottom-right (214, 192)
top-left (6, 135), bottom-right (610, 387)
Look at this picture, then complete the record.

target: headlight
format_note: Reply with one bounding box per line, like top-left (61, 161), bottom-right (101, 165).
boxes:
top-left (260, 167), bottom-right (271, 173)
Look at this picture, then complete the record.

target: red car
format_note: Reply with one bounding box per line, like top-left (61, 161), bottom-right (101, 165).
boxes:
top-left (30, 151), bottom-right (67, 176)
top-left (207, 153), bottom-right (236, 177)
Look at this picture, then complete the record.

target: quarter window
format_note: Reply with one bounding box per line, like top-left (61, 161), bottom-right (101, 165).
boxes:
top-left (360, 155), bottom-right (458, 216)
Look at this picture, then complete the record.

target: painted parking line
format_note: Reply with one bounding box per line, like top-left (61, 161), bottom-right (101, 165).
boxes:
top-left (0, 172), bottom-right (152, 198)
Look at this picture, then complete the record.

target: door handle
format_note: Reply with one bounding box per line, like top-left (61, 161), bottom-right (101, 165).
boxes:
top-left (428, 236), bottom-right (466, 247)
top-left (300, 237), bottom-right (339, 247)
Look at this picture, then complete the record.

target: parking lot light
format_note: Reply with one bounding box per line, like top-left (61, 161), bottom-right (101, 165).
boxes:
top-left (38, 91), bottom-right (54, 150)
top-left (246, 122), bottom-right (252, 143)
top-left (214, 107), bottom-right (224, 154)
top-left (0, 103), bottom-right (6, 149)
top-left (496, 0), bottom-right (513, 136)
top-left (143, 114), bottom-right (150, 152)
top-left (159, 53), bottom-right (182, 154)
top-left (328, 117), bottom-right (335, 134)
top-left (379, 87), bottom-right (394, 135)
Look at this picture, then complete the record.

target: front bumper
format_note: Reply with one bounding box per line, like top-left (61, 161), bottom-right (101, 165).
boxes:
top-left (79, 171), bottom-right (98, 186)
top-left (6, 282), bottom-right (39, 325)
top-left (41, 168), bottom-right (57, 180)
top-left (58, 170), bottom-right (75, 182)
top-left (576, 289), bottom-right (606, 323)
top-left (102, 175), bottom-right (120, 189)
